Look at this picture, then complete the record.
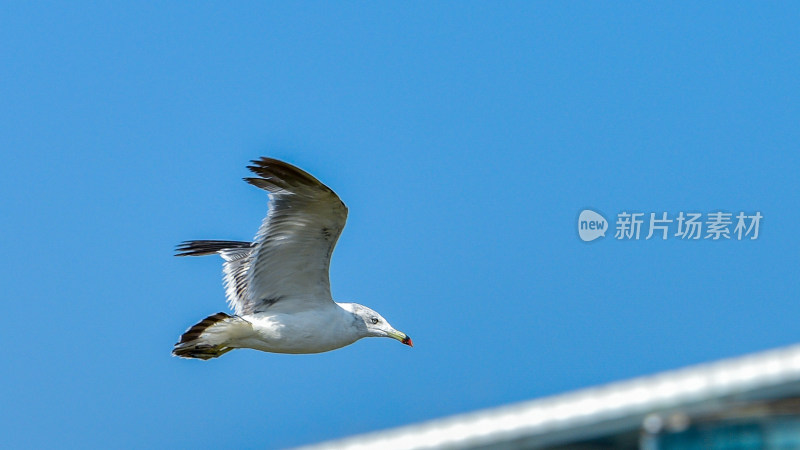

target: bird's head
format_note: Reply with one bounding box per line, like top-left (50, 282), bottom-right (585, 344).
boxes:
top-left (342, 303), bottom-right (413, 347)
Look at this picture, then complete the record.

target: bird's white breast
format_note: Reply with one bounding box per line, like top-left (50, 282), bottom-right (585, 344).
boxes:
top-left (235, 304), bottom-right (362, 354)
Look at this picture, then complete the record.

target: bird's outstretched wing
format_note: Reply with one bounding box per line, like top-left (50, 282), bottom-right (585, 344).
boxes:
top-left (239, 157), bottom-right (348, 314)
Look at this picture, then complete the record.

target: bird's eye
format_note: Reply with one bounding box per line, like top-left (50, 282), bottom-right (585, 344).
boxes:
top-left (370, 317), bottom-right (379, 324)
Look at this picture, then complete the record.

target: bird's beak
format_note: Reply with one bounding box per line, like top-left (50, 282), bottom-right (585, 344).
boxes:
top-left (388, 329), bottom-right (413, 347)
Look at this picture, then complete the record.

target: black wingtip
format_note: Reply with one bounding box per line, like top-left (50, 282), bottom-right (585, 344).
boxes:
top-left (175, 240), bottom-right (252, 257)
top-left (243, 157), bottom-right (333, 194)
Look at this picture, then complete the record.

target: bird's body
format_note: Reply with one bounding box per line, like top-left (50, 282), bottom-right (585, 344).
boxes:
top-left (173, 158), bottom-right (411, 359)
top-left (234, 304), bottom-right (363, 354)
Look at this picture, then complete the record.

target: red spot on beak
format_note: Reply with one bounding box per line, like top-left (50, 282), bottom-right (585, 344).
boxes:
top-left (402, 336), bottom-right (413, 347)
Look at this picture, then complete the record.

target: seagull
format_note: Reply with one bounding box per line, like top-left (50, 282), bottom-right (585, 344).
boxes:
top-left (173, 157), bottom-right (412, 360)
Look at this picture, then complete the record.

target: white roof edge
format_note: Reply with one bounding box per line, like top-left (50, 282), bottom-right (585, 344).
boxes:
top-left (298, 343), bottom-right (800, 450)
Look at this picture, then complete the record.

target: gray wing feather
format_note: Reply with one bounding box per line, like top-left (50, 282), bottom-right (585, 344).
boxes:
top-left (220, 247), bottom-right (255, 313)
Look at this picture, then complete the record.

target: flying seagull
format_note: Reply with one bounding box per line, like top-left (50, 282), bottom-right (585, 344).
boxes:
top-left (173, 157), bottom-right (412, 359)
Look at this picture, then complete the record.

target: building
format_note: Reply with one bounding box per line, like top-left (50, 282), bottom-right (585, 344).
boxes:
top-left (300, 344), bottom-right (800, 449)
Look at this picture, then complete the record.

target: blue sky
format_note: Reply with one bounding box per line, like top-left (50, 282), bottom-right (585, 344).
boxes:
top-left (2, 2), bottom-right (798, 449)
